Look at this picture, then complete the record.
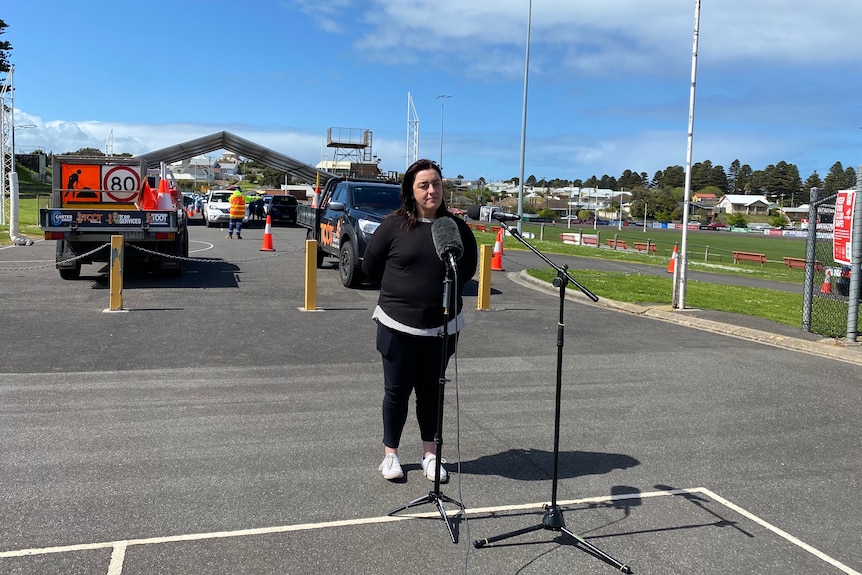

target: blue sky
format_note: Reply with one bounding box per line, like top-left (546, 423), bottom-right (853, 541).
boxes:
top-left (5, 0), bottom-right (862, 184)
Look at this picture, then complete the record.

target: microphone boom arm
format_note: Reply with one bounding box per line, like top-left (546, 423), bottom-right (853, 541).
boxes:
top-left (497, 221), bottom-right (598, 302)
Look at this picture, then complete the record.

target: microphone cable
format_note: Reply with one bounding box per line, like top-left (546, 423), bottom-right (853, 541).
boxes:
top-left (447, 263), bottom-right (475, 574)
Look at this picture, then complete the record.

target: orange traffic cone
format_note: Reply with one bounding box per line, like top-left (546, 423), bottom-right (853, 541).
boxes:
top-left (820, 268), bottom-right (832, 294)
top-left (260, 214), bottom-right (275, 251)
top-left (667, 243), bottom-right (678, 274)
top-left (156, 178), bottom-right (173, 210)
top-left (491, 229), bottom-right (504, 271)
top-left (140, 180), bottom-right (157, 210)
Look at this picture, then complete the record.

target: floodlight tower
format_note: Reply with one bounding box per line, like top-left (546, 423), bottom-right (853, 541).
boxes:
top-left (0, 66), bottom-right (14, 225)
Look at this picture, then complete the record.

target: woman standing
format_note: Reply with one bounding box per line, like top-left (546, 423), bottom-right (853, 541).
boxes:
top-left (362, 159), bottom-right (478, 482)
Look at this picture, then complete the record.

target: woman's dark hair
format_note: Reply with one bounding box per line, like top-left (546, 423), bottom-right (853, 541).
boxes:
top-left (393, 159), bottom-right (449, 229)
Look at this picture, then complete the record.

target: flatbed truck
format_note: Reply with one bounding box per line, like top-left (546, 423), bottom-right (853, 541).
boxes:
top-left (40, 155), bottom-right (189, 279)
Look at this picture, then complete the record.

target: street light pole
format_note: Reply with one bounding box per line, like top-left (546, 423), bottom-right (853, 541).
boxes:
top-left (437, 94), bottom-right (452, 204)
top-left (437, 94), bottom-right (451, 172)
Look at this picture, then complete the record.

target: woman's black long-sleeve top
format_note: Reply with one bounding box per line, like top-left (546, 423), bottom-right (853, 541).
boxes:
top-left (362, 215), bottom-right (478, 331)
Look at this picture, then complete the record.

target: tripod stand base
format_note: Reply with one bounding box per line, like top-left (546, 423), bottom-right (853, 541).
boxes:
top-left (473, 505), bottom-right (632, 573)
top-left (389, 491), bottom-right (463, 544)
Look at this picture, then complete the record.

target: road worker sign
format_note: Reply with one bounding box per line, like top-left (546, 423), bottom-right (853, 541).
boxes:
top-left (61, 163), bottom-right (143, 204)
top-left (60, 164), bottom-right (101, 203)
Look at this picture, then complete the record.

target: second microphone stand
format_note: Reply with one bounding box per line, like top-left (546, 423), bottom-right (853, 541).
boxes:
top-left (472, 221), bottom-right (632, 574)
top-left (387, 260), bottom-right (462, 543)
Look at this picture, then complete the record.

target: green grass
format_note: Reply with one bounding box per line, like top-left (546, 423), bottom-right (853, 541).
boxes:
top-left (472, 226), bottom-right (811, 283)
top-left (470, 224), bottom-right (814, 330)
top-left (528, 268), bottom-right (803, 327)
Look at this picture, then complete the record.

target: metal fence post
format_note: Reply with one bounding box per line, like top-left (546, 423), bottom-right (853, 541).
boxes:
top-left (846, 167), bottom-right (862, 342)
top-left (802, 187), bottom-right (818, 331)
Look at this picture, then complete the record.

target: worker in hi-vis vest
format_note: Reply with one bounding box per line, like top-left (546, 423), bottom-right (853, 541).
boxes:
top-left (226, 186), bottom-right (260, 240)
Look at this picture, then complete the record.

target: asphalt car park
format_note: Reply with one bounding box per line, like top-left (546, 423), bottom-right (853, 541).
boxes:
top-left (0, 225), bottom-right (859, 574)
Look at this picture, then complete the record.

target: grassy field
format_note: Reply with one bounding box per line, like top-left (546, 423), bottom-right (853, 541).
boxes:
top-left (528, 268), bottom-right (802, 326)
top-left (467, 224), bottom-right (818, 330)
top-left (470, 225), bottom-right (813, 283)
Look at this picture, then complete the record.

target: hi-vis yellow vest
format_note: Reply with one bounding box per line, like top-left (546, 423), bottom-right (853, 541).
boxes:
top-left (229, 193), bottom-right (246, 219)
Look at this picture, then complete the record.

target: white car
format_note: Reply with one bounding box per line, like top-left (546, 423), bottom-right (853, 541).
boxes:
top-left (203, 191), bottom-right (232, 227)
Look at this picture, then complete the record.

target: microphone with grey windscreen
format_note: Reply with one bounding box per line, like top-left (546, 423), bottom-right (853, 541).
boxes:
top-left (431, 217), bottom-right (463, 270)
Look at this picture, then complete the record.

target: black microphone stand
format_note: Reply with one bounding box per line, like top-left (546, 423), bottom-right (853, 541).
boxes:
top-left (472, 221), bottom-right (632, 573)
top-left (387, 256), bottom-right (463, 543)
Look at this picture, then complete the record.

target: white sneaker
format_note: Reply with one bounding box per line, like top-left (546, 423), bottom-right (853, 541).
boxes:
top-left (379, 453), bottom-right (404, 480)
top-left (421, 454), bottom-right (448, 483)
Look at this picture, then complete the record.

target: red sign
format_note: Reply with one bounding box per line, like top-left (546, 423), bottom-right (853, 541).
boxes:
top-left (833, 190), bottom-right (855, 265)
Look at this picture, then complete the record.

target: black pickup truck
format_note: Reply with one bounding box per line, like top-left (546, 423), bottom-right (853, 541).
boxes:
top-left (296, 177), bottom-right (401, 288)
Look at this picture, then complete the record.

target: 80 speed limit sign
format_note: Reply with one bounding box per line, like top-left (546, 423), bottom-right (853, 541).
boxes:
top-left (102, 165), bottom-right (142, 203)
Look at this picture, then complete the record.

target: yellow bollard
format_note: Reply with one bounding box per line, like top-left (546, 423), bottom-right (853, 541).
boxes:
top-left (476, 244), bottom-right (492, 310)
top-left (302, 239), bottom-right (318, 311)
top-left (104, 235), bottom-right (127, 313)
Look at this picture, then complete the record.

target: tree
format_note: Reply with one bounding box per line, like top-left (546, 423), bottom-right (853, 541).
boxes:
top-left (259, 167), bottom-right (285, 188)
top-left (734, 163), bottom-right (754, 193)
top-left (598, 174), bottom-right (618, 189)
top-left (0, 20), bottom-right (12, 74)
top-left (800, 171), bottom-right (822, 205)
top-left (762, 161), bottom-right (802, 202)
top-left (657, 166), bottom-right (685, 189)
top-left (618, 169), bottom-right (644, 190)
top-left (65, 147), bottom-right (104, 156)
top-left (823, 162), bottom-right (857, 195)
top-left (726, 213), bottom-right (748, 228)
top-left (728, 159), bottom-right (741, 192)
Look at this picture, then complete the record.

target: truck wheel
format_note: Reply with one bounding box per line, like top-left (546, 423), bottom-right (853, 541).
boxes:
top-left (58, 262), bottom-right (81, 280)
top-left (307, 229), bottom-right (324, 267)
top-left (339, 241), bottom-right (362, 288)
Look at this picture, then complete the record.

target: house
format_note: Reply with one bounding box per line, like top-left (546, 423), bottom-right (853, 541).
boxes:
top-left (692, 192), bottom-right (717, 206)
top-left (779, 205), bottom-right (810, 225)
top-left (715, 194), bottom-right (771, 215)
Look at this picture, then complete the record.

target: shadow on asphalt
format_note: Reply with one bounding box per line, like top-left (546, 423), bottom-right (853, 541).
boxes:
top-left (459, 448), bottom-right (639, 481)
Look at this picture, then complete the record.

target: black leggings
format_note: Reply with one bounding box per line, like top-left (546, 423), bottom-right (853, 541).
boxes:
top-left (377, 322), bottom-right (457, 449)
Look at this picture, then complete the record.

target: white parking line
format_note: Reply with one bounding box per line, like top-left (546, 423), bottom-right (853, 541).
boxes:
top-left (0, 487), bottom-right (857, 575)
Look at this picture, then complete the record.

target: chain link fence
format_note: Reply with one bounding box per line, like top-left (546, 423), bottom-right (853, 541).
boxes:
top-left (809, 199), bottom-right (847, 337)
top-left (808, 182), bottom-right (862, 339)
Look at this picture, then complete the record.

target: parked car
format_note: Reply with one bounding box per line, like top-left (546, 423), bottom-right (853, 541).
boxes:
top-left (203, 190), bottom-right (233, 227)
top-left (702, 222), bottom-right (729, 231)
top-left (269, 194), bottom-right (298, 225)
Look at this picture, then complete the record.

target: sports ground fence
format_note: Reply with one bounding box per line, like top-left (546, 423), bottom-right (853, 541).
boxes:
top-left (808, 172), bottom-right (862, 339)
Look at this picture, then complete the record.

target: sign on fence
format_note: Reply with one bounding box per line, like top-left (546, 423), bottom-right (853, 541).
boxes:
top-left (833, 190), bottom-right (855, 265)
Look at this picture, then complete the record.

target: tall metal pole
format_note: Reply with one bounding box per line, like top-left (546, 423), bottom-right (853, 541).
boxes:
top-left (674, 0), bottom-right (702, 310)
top-left (436, 94), bottom-right (451, 172)
top-left (517, 0), bottom-right (532, 235)
top-left (437, 93), bottom-right (451, 203)
top-left (847, 166), bottom-right (862, 342)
